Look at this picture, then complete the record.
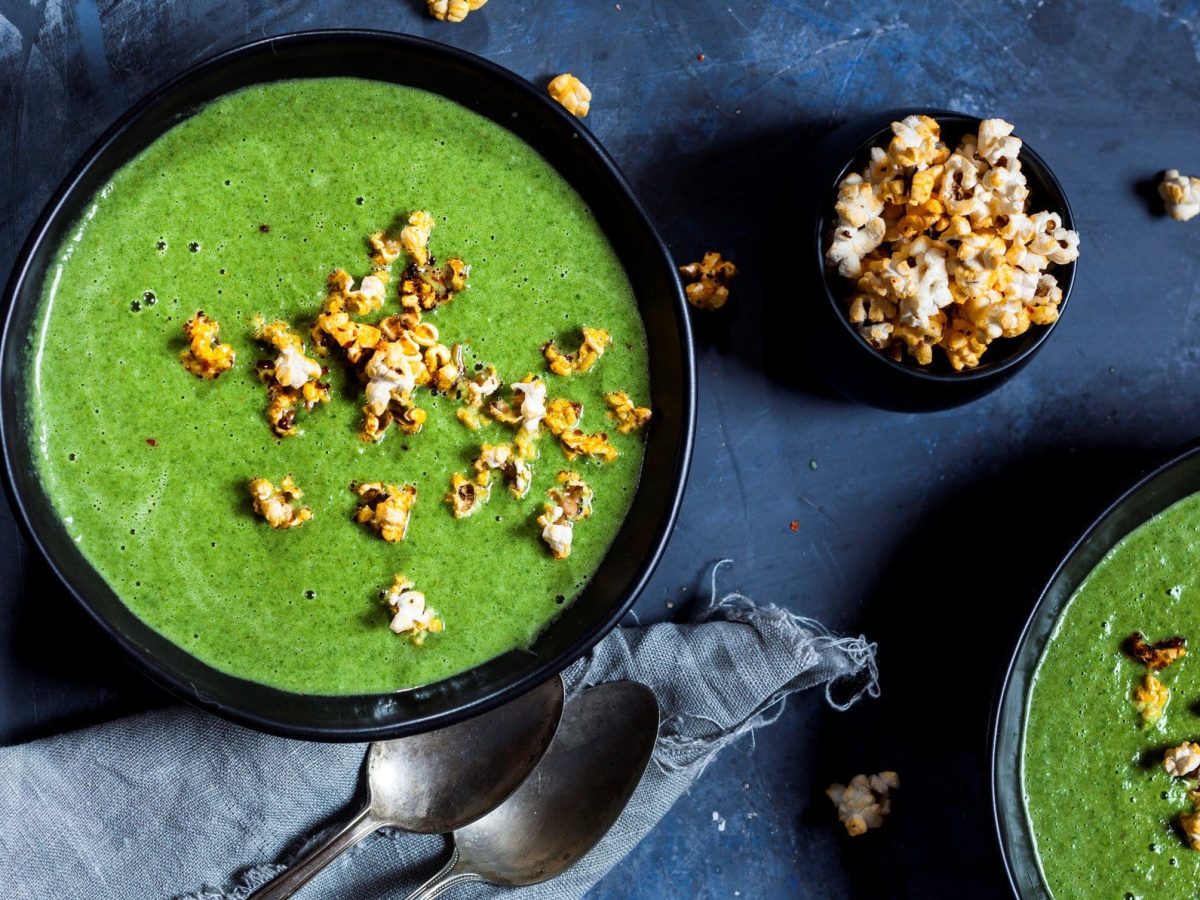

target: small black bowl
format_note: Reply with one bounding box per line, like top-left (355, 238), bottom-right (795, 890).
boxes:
top-left (0, 31), bottom-right (696, 740)
top-left (796, 109), bottom-right (1078, 412)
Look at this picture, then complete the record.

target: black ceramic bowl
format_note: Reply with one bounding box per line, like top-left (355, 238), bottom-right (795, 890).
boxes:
top-left (991, 443), bottom-right (1200, 896)
top-left (797, 109), bottom-right (1077, 413)
top-left (0, 31), bottom-right (695, 741)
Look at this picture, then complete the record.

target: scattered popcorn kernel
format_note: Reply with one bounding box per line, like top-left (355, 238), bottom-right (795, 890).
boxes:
top-left (457, 407), bottom-right (485, 430)
top-left (1160, 169), bottom-right (1200, 222)
top-left (1180, 810), bottom-right (1200, 851)
top-left (383, 574), bottom-right (443, 645)
top-left (543, 327), bottom-right (612, 376)
top-left (473, 442), bottom-right (534, 499)
top-left (248, 476), bottom-right (312, 529)
top-left (514, 426), bottom-right (540, 462)
top-left (180, 311), bottom-right (235, 379)
top-left (1134, 672), bottom-right (1170, 725)
top-left (1165, 742), bottom-right (1200, 779)
top-left (826, 772), bottom-right (899, 837)
top-left (605, 390), bottom-right (652, 434)
top-left (352, 482), bottom-right (417, 543)
top-left (252, 318), bottom-right (331, 437)
top-left (368, 230), bottom-right (403, 267)
top-left (400, 257), bottom-right (470, 312)
top-left (463, 366), bottom-right (501, 408)
top-left (427, 0), bottom-right (486, 22)
top-left (548, 73), bottom-right (592, 118)
top-left (327, 268), bottom-right (387, 317)
top-left (512, 376), bottom-right (548, 432)
top-left (559, 427), bottom-right (619, 463)
top-left (1127, 632), bottom-right (1188, 671)
top-left (537, 472), bottom-right (593, 559)
top-left (679, 251), bottom-right (738, 311)
top-left (545, 397), bottom-right (583, 436)
top-left (446, 472), bottom-right (490, 518)
top-left (400, 210), bottom-right (436, 266)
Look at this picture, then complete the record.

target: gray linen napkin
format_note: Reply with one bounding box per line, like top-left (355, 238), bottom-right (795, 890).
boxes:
top-left (0, 562), bottom-right (878, 900)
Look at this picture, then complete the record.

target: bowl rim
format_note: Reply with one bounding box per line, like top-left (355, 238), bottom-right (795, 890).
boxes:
top-left (813, 108), bottom-right (1078, 384)
top-left (989, 441), bottom-right (1200, 896)
top-left (0, 29), bottom-right (696, 740)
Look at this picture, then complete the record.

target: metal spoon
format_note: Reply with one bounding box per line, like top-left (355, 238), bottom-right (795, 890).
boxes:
top-left (250, 676), bottom-right (565, 900)
top-left (404, 680), bottom-right (659, 899)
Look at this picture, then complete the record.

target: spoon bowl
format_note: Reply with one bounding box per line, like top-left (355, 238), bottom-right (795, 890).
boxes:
top-left (408, 680), bottom-right (659, 898)
top-left (250, 676), bottom-right (565, 899)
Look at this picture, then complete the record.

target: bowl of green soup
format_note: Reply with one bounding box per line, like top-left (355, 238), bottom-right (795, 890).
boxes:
top-left (0, 31), bottom-right (695, 739)
top-left (994, 444), bottom-right (1200, 897)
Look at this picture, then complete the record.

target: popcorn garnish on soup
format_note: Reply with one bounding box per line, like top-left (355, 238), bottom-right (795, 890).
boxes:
top-left (382, 574), bottom-right (443, 645)
top-left (248, 476), bottom-right (312, 529)
top-left (826, 117), bottom-right (1079, 370)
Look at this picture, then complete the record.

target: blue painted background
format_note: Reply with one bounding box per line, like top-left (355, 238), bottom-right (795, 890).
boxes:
top-left (2, 1), bottom-right (1200, 896)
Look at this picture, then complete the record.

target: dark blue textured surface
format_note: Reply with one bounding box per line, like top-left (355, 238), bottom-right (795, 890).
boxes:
top-left (2, 1), bottom-right (1200, 896)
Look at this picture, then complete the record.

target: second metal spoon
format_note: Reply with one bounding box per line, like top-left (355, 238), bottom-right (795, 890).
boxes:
top-left (404, 680), bottom-right (659, 899)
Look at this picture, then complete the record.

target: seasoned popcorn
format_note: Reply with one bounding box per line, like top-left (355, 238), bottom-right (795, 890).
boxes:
top-left (559, 427), bottom-right (619, 463)
top-left (352, 482), bottom-right (417, 543)
top-left (512, 376), bottom-right (548, 432)
top-left (544, 397), bottom-right (583, 437)
top-left (1165, 742), bottom-right (1200, 779)
top-left (547, 73), bottom-right (592, 118)
top-left (248, 476), bottom-right (312, 529)
top-left (368, 230), bottom-right (403, 268)
top-left (1181, 809), bottom-right (1200, 851)
top-left (543, 327), bottom-right (612, 376)
top-left (399, 256), bottom-right (470, 313)
top-left (1160, 169), bottom-right (1200, 222)
top-left (327, 268), bottom-right (388, 317)
top-left (1126, 632), bottom-right (1188, 671)
top-left (827, 117), bottom-right (1079, 370)
top-left (826, 772), bottom-right (899, 837)
top-left (180, 311), bottom-right (235, 379)
top-left (537, 471), bottom-right (593, 559)
top-left (383, 574), bottom-right (443, 645)
top-left (456, 407), bottom-right (485, 430)
top-left (400, 210), bottom-right (436, 266)
top-left (253, 318), bottom-right (330, 437)
top-left (1134, 672), bottom-right (1170, 725)
top-left (446, 472), bottom-right (490, 518)
top-left (473, 442), bottom-right (534, 500)
top-left (605, 390), bottom-right (652, 434)
top-left (427, 0), bottom-right (486, 23)
top-left (679, 252), bottom-right (737, 311)
top-left (463, 366), bottom-right (501, 408)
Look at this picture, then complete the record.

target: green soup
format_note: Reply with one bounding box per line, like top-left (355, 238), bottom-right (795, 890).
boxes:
top-left (26, 78), bottom-right (650, 694)
top-left (1025, 492), bottom-right (1200, 897)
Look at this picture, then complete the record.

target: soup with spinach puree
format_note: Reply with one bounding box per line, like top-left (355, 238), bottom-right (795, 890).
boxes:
top-left (26, 78), bottom-right (651, 694)
top-left (1025, 492), bottom-right (1200, 897)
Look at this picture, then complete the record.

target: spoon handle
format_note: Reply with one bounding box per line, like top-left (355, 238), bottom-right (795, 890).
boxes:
top-left (403, 847), bottom-right (482, 900)
top-left (249, 804), bottom-right (383, 900)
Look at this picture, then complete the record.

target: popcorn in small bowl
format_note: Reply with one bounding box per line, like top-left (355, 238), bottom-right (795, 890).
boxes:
top-left (824, 115), bottom-right (1079, 372)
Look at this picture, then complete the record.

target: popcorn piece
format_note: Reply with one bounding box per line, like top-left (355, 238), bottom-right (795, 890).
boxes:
top-left (559, 427), bottom-right (619, 463)
top-left (679, 252), bottom-right (738, 311)
top-left (1160, 169), bottom-right (1200, 222)
top-left (545, 397), bottom-right (583, 436)
top-left (1180, 810), bottom-right (1200, 851)
top-left (399, 257), bottom-right (470, 313)
top-left (537, 471), bottom-right (593, 559)
top-left (383, 574), bottom-right (443, 645)
top-left (327, 268), bottom-right (388, 317)
top-left (352, 482), bottom-right (417, 543)
top-left (427, 0), bottom-right (486, 23)
top-left (547, 73), bottom-right (592, 118)
top-left (835, 174), bottom-right (884, 229)
top-left (826, 218), bottom-right (886, 279)
top-left (888, 115), bottom-right (944, 169)
top-left (400, 210), bottom-right (436, 267)
top-left (826, 772), bottom-right (899, 837)
top-left (1165, 742), bottom-right (1200, 779)
top-left (1133, 672), bottom-right (1170, 725)
top-left (457, 407), bottom-right (485, 430)
top-left (512, 376), bottom-right (548, 433)
top-left (180, 312), bottom-right (235, 379)
top-left (446, 472), bottom-right (490, 518)
top-left (1126, 632), bottom-right (1188, 671)
top-left (463, 366), bottom-right (501, 408)
top-left (473, 442), bottom-right (534, 500)
top-left (252, 318), bottom-right (331, 437)
top-left (368, 230), bottom-right (403, 267)
top-left (976, 119), bottom-right (1021, 167)
top-left (605, 390), bottom-right (652, 434)
top-left (248, 476), bottom-right (312, 529)
top-left (543, 327), bottom-right (612, 376)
